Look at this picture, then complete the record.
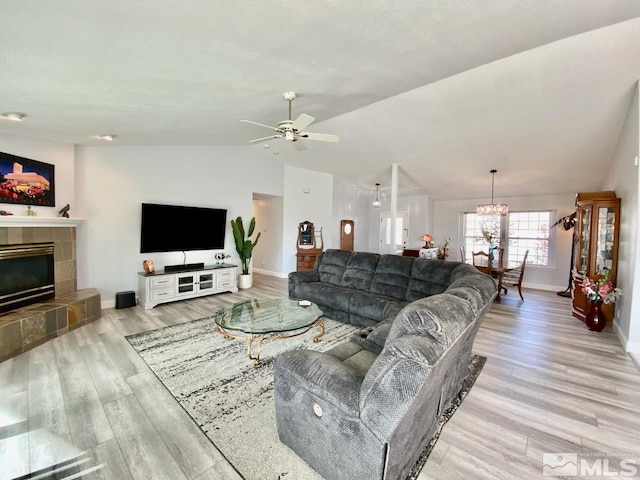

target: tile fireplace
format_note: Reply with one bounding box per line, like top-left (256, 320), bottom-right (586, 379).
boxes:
top-left (0, 223), bottom-right (101, 363)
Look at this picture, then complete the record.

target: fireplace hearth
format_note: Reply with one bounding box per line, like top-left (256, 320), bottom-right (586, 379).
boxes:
top-left (0, 243), bottom-right (55, 313)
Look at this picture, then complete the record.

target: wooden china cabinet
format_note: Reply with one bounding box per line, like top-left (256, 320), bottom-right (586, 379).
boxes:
top-left (571, 191), bottom-right (621, 324)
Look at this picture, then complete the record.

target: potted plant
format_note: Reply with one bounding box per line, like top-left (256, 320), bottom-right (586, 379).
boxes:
top-left (231, 216), bottom-right (261, 289)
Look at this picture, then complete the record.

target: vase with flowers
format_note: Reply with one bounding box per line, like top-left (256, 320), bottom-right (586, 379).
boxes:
top-left (437, 238), bottom-right (452, 260)
top-left (580, 270), bottom-right (622, 331)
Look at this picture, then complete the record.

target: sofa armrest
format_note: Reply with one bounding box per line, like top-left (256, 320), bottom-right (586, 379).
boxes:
top-left (275, 349), bottom-right (362, 414)
top-left (288, 269), bottom-right (320, 298)
top-left (289, 269), bottom-right (319, 285)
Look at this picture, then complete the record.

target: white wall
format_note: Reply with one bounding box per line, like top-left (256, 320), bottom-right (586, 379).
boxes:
top-left (398, 195), bottom-right (433, 249)
top-left (283, 165), bottom-right (334, 272)
top-left (252, 195), bottom-right (284, 276)
top-left (603, 81), bottom-right (640, 353)
top-left (0, 133), bottom-right (75, 216)
top-left (433, 193), bottom-right (576, 291)
top-left (74, 146), bottom-right (284, 305)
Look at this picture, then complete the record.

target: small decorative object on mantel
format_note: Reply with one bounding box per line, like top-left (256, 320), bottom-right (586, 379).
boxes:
top-left (26, 205), bottom-right (36, 216)
top-left (0, 210), bottom-right (13, 216)
top-left (581, 270), bottom-right (622, 332)
top-left (214, 252), bottom-right (230, 265)
top-left (421, 233), bottom-right (435, 249)
top-left (142, 259), bottom-right (155, 274)
top-left (58, 204), bottom-right (70, 218)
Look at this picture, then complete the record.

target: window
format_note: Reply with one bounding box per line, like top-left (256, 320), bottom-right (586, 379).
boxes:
top-left (462, 210), bottom-right (552, 266)
top-left (462, 213), bottom-right (502, 262)
top-left (507, 211), bottom-right (551, 266)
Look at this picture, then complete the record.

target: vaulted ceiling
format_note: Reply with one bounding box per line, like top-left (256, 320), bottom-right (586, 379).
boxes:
top-left (1, 1), bottom-right (639, 199)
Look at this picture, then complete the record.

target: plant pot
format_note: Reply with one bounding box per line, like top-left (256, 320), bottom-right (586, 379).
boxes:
top-left (238, 274), bottom-right (253, 289)
top-left (585, 300), bottom-right (606, 332)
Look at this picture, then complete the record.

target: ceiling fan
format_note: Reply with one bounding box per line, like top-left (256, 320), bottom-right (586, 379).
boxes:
top-left (241, 92), bottom-right (339, 151)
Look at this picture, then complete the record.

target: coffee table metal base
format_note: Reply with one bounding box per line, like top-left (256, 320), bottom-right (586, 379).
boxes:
top-left (215, 319), bottom-right (325, 366)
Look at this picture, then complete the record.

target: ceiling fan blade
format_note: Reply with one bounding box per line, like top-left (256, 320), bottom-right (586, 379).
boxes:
top-left (240, 119), bottom-right (280, 132)
top-left (292, 139), bottom-right (307, 152)
top-left (291, 113), bottom-right (315, 131)
top-left (300, 132), bottom-right (340, 143)
top-left (248, 134), bottom-right (283, 143)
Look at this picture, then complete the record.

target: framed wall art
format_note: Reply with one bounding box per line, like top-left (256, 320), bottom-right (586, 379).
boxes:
top-left (0, 151), bottom-right (55, 207)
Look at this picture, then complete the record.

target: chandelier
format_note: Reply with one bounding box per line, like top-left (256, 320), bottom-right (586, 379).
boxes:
top-left (372, 183), bottom-right (381, 208)
top-left (477, 169), bottom-right (508, 216)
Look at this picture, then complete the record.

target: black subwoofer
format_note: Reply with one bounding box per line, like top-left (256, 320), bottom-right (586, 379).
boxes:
top-left (115, 291), bottom-right (136, 309)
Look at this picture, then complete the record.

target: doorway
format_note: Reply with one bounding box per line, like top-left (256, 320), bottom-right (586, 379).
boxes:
top-left (379, 212), bottom-right (409, 254)
top-left (340, 220), bottom-right (354, 251)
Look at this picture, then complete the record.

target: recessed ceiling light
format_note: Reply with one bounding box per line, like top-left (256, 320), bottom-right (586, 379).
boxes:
top-left (97, 134), bottom-right (117, 141)
top-left (1, 112), bottom-right (27, 122)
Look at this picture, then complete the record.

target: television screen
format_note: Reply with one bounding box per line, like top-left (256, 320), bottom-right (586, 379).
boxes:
top-left (140, 203), bottom-right (227, 253)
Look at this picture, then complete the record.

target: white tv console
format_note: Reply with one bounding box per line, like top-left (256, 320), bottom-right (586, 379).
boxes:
top-left (138, 264), bottom-right (238, 309)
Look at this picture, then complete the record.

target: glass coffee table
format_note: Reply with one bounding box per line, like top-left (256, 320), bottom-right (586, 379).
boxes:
top-left (214, 297), bottom-right (325, 365)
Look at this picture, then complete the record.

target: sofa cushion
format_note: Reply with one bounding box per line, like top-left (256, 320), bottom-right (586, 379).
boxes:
top-left (317, 249), bottom-right (351, 285)
top-left (369, 255), bottom-right (414, 300)
top-left (349, 291), bottom-right (405, 324)
top-left (405, 259), bottom-right (460, 302)
top-left (294, 282), bottom-right (352, 313)
top-left (339, 252), bottom-right (380, 291)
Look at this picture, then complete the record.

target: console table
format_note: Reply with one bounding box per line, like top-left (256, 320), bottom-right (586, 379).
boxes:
top-left (138, 264), bottom-right (238, 309)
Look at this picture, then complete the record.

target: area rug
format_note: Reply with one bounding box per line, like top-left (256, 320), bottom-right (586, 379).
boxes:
top-left (126, 314), bottom-right (485, 480)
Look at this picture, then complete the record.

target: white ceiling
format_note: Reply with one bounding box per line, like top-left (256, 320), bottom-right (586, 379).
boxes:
top-left (1, 1), bottom-right (640, 200)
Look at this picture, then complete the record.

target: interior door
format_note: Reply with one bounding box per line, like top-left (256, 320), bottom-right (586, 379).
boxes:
top-left (340, 220), bottom-right (354, 251)
top-left (379, 212), bottom-right (409, 254)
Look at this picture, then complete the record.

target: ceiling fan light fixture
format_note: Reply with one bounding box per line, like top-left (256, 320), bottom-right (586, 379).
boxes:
top-left (242, 92), bottom-right (339, 149)
top-left (477, 169), bottom-right (508, 216)
top-left (373, 183), bottom-right (382, 208)
top-left (1, 112), bottom-right (27, 122)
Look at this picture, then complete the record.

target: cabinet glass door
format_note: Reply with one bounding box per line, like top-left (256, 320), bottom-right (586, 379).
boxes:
top-left (596, 206), bottom-right (616, 274)
top-left (177, 275), bottom-right (196, 294)
top-left (578, 206), bottom-right (591, 274)
top-left (199, 273), bottom-right (214, 291)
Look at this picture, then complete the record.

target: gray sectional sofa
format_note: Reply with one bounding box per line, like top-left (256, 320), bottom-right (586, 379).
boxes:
top-left (275, 249), bottom-right (497, 480)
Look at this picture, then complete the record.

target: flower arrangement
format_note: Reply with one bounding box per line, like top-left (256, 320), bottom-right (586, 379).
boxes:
top-left (581, 270), bottom-right (622, 304)
top-left (437, 238), bottom-right (452, 260)
top-left (421, 233), bottom-right (435, 248)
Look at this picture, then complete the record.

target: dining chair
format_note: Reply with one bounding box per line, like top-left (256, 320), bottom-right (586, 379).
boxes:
top-left (500, 250), bottom-right (529, 301)
top-left (459, 245), bottom-right (466, 263)
top-left (472, 251), bottom-right (492, 275)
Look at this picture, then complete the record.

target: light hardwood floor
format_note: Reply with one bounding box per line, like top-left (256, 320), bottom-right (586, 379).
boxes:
top-left (1, 274), bottom-right (639, 480)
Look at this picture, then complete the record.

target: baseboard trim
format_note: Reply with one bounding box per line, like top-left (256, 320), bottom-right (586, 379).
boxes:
top-left (522, 282), bottom-right (567, 293)
top-left (252, 268), bottom-right (288, 279)
top-left (102, 299), bottom-right (116, 309)
top-left (612, 320), bottom-right (640, 353)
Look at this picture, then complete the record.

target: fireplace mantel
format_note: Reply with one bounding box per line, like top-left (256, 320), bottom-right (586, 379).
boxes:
top-left (0, 216), bottom-right (84, 227)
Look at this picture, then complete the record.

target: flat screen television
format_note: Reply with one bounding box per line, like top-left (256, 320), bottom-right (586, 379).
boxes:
top-left (140, 203), bottom-right (227, 253)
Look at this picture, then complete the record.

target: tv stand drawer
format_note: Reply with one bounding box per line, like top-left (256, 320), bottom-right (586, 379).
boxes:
top-left (151, 277), bottom-right (174, 289)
